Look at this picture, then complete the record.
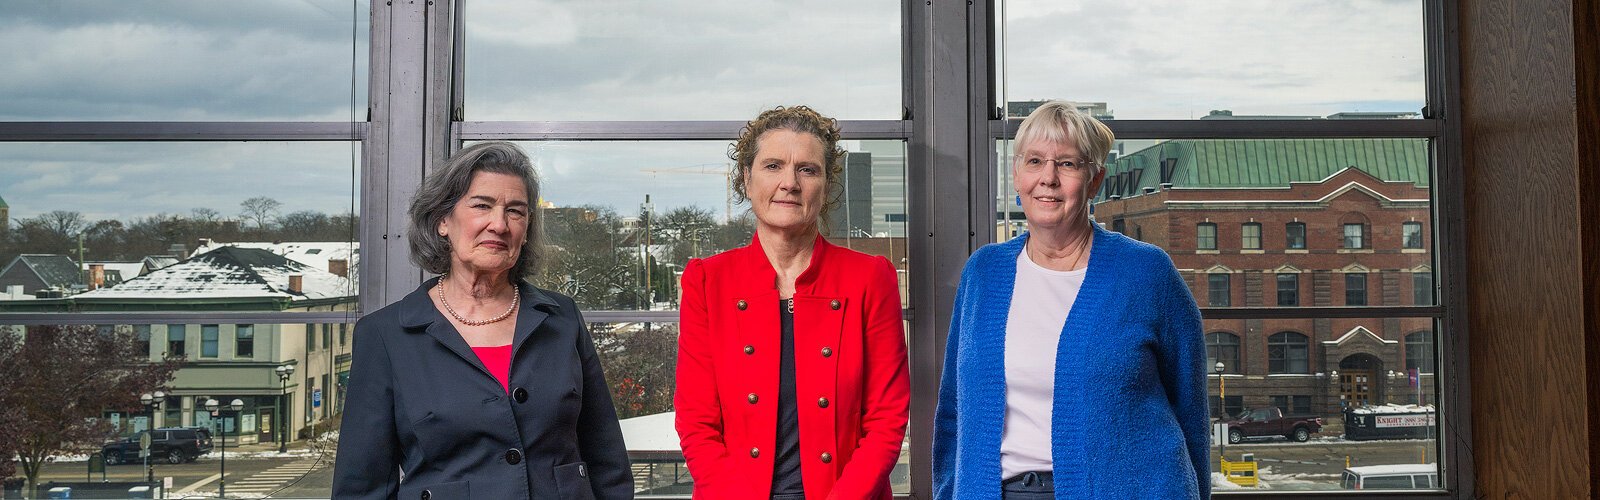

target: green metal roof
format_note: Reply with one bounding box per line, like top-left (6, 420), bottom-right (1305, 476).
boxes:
top-left (1103, 138), bottom-right (1429, 196)
top-left (0, 194), bottom-right (8, 208)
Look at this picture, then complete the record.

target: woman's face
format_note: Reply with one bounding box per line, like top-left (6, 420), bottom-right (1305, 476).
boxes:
top-left (438, 171), bottom-right (530, 276)
top-left (1013, 137), bottom-right (1104, 234)
top-left (745, 129), bottom-right (828, 234)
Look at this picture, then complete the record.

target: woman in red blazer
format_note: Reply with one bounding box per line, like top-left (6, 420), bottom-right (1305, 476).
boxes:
top-left (675, 106), bottom-right (910, 500)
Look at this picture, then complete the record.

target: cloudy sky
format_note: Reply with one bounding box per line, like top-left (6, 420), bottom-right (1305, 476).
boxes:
top-left (0, 0), bottom-right (1423, 225)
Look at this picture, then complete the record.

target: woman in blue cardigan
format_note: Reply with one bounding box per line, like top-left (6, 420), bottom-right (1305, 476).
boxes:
top-left (933, 101), bottom-right (1210, 499)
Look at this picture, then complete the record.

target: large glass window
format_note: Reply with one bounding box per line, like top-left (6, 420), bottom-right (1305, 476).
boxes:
top-left (505, 140), bottom-right (908, 311)
top-left (463, 0), bottom-right (900, 121)
top-left (999, 0), bottom-right (1425, 119)
top-left (0, 1), bottom-right (370, 121)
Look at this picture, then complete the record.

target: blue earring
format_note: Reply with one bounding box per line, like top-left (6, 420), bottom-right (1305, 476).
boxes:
top-left (1015, 195), bottom-right (1022, 205)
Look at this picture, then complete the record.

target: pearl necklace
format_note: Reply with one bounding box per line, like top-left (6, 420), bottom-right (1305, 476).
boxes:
top-left (436, 276), bottom-right (519, 326)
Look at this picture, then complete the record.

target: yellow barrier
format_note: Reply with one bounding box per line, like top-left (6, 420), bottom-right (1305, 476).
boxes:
top-left (1219, 458), bottom-right (1259, 487)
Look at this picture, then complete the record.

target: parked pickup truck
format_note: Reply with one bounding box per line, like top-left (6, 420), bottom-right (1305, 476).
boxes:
top-left (1223, 407), bottom-right (1324, 443)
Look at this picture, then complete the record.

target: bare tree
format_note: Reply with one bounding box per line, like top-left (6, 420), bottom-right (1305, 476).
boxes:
top-left (0, 326), bottom-right (181, 493)
top-left (190, 207), bottom-right (221, 223)
top-left (238, 197), bottom-right (282, 230)
top-left (31, 210), bottom-right (86, 239)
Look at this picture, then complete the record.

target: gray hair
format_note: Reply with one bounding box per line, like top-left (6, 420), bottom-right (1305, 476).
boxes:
top-left (1014, 100), bottom-right (1116, 173)
top-left (407, 141), bottom-right (544, 282)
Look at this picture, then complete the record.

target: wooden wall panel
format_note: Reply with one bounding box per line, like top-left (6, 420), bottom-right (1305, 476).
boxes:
top-left (1459, 0), bottom-right (1594, 498)
top-left (1576, 0), bottom-right (1600, 497)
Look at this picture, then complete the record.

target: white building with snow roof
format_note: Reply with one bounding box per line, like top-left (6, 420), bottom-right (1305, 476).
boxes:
top-left (8, 246), bottom-right (361, 445)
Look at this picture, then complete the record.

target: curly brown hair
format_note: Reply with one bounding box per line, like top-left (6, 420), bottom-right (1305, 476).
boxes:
top-left (728, 105), bottom-right (847, 226)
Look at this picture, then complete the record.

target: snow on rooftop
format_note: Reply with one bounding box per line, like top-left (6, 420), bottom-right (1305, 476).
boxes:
top-left (77, 246), bottom-right (354, 301)
top-left (1348, 404), bottom-right (1435, 415)
top-left (192, 240), bottom-right (359, 283)
top-left (83, 261), bottom-right (146, 281)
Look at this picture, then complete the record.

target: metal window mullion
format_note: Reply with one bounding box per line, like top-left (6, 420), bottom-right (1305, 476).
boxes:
top-left (454, 120), bottom-right (913, 141)
top-left (0, 312), bottom-right (361, 326)
top-left (0, 122), bottom-right (367, 142)
top-left (1425, 0), bottom-right (1474, 498)
top-left (361, 0), bottom-right (431, 313)
top-left (992, 118), bottom-right (1442, 140)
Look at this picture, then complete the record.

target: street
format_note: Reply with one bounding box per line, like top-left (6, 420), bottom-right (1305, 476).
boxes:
top-left (19, 437), bottom-right (1438, 497)
top-left (1214, 437), bottom-right (1439, 489)
top-left (26, 447), bottom-right (335, 499)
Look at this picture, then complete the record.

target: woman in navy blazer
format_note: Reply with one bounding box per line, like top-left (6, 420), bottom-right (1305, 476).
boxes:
top-left (333, 142), bottom-right (632, 500)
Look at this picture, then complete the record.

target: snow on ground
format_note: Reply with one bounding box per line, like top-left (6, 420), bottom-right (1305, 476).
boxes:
top-left (1214, 466), bottom-right (1343, 491)
top-left (1347, 404), bottom-right (1435, 415)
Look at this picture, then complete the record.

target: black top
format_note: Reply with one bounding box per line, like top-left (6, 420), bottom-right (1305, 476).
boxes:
top-left (770, 299), bottom-right (805, 495)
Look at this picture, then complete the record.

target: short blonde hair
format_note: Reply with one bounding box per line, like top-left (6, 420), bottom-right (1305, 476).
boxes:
top-left (1014, 101), bottom-right (1115, 171)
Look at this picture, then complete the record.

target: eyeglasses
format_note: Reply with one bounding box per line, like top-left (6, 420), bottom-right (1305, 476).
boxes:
top-left (1014, 154), bottom-right (1096, 176)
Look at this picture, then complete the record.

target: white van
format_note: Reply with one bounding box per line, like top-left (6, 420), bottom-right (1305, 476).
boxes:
top-left (1340, 463), bottom-right (1438, 490)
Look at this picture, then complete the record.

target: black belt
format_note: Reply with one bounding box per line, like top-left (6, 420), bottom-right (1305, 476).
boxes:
top-left (1002, 471), bottom-right (1053, 486)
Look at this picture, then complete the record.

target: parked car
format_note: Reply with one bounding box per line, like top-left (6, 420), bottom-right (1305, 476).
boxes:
top-left (1340, 463), bottom-right (1438, 489)
top-left (1222, 406), bottom-right (1324, 443)
top-left (102, 427), bottom-right (213, 465)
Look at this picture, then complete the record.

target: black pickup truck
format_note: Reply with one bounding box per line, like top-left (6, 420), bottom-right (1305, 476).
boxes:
top-left (102, 427), bottom-right (213, 465)
top-left (1223, 407), bottom-right (1324, 443)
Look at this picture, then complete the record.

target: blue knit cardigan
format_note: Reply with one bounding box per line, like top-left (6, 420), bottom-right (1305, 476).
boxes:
top-left (933, 225), bottom-right (1210, 499)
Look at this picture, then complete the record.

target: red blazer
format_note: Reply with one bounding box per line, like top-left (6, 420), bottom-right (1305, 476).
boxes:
top-left (675, 234), bottom-right (910, 500)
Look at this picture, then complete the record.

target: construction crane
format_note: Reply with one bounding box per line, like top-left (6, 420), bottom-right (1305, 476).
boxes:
top-left (639, 163), bottom-right (737, 223)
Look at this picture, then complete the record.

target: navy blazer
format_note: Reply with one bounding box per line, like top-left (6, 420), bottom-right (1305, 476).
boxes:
top-left (332, 277), bottom-right (633, 500)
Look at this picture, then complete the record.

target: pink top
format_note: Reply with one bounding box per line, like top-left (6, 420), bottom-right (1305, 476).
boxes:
top-left (470, 344), bottom-right (514, 394)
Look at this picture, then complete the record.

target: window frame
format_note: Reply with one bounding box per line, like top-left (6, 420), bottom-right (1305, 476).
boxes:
top-left (1277, 273), bottom-right (1300, 307)
top-left (1346, 273), bottom-right (1369, 306)
top-left (201, 324), bottom-right (220, 358)
top-left (1197, 222), bottom-right (1218, 250)
top-left (1206, 331), bottom-right (1241, 374)
top-left (1268, 331), bottom-right (1311, 374)
top-left (1286, 222), bottom-right (1307, 249)
top-left (0, 0), bottom-right (1473, 497)
top-left (1404, 221), bottom-right (1426, 249)
top-left (1241, 222), bottom-right (1262, 250)
top-left (1343, 222), bottom-right (1368, 249)
top-left (1207, 273), bottom-right (1232, 307)
top-left (236, 324), bottom-right (255, 359)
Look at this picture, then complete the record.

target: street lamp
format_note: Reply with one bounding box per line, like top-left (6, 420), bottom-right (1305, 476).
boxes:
top-left (205, 398), bottom-right (244, 498)
top-left (1213, 362), bottom-right (1226, 462)
top-left (137, 390), bottom-right (165, 483)
top-left (275, 364), bottom-right (295, 453)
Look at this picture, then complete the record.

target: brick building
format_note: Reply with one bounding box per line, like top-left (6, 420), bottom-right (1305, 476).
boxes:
top-left (1093, 138), bottom-right (1435, 420)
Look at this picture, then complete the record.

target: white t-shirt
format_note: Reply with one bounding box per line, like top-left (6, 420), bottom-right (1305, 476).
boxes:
top-left (1000, 248), bottom-right (1087, 480)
